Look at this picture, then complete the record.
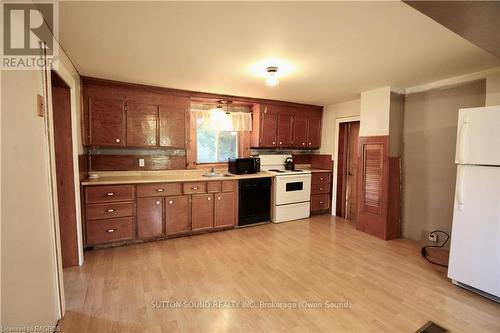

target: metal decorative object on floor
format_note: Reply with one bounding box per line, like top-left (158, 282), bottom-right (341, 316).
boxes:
top-left (415, 321), bottom-right (449, 333)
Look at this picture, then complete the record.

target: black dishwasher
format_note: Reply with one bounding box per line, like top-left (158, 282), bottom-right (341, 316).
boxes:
top-left (238, 178), bottom-right (271, 226)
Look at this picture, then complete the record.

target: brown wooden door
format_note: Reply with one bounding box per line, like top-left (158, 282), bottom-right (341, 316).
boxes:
top-left (137, 197), bottom-right (164, 239)
top-left (51, 73), bottom-right (79, 267)
top-left (307, 115), bottom-right (321, 148)
top-left (165, 195), bottom-right (189, 235)
top-left (260, 112), bottom-right (278, 147)
top-left (292, 115), bottom-right (308, 148)
top-left (214, 192), bottom-right (235, 228)
top-left (191, 194), bottom-right (214, 232)
top-left (126, 101), bottom-right (158, 147)
top-left (277, 114), bottom-right (293, 147)
top-left (159, 106), bottom-right (186, 148)
top-left (357, 136), bottom-right (389, 239)
top-left (88, 96), bottom-right (125, 146)
top-left (346, 122), bottom-right (360, 221)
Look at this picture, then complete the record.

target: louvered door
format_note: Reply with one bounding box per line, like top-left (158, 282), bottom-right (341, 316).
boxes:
top-left (357, 136), bottom-right (389, 239)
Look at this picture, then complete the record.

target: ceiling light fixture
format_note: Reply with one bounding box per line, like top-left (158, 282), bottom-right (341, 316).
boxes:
top-left (265, 66), bottom-right (279, 87)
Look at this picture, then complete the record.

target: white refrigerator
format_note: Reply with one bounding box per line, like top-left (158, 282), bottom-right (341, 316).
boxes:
top-left (448, 105), bottom-right (500, 302)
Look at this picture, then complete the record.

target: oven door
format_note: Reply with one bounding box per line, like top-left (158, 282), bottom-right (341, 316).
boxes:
top-left (274, 174), bottom-right (311, 205)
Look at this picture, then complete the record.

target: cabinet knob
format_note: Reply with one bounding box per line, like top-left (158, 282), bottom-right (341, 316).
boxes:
top-left (115, 139), bottom-right (120, 143)
top-left (309, 142), bottom-right (312, 145)
top-left (320, 178), bottom-right (324, 181)
top-left (320, 188), bottom-right (323, 191)
top-left (279, 141), bottom-right (282, 145)
top-left (319, 201), bottom-right (324, 204)
top-left (106, 209), bottom-right (115, 212)
top-left (156, 188), bottom-right (164, 192)
top-left (106, 192), bottom-right (114, 196)
top-left (208, 197), bottom-right (211, 201)
top-left (302, 142), bottom-right (305, 145)
top-left (155, 201), bottom-right (161, 205)
top-left (192, 186), bottom-right (198, 190)
top-left (106, 229), bottom-right (116, 233)
top-left (217, 197), bottom-right (221, 200)
top-left (168, 200), bottom-right (173, 204)
top-left (272, 141), bottom-right (275, 145)
top-left (149, 140), bottom-right (154, 144)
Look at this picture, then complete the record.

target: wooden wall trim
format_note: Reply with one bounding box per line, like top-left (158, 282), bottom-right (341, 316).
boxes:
top-left (81, 76), bottom-right (323, 110)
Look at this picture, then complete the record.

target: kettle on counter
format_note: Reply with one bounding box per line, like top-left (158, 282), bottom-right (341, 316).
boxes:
top-left (284, 157), bottom-right (295, 170)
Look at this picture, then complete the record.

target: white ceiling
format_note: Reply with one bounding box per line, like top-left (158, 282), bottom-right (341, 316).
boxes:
top-left (59, 1), bottom-right (500, 106)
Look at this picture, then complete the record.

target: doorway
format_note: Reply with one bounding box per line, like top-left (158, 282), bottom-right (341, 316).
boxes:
top-left (51, 71), bottom-right (79, 267)
top-left (336, 121), bottom-right (360, 222)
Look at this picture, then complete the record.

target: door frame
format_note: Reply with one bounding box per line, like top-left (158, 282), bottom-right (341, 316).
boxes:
top-left (332, 116), bottom-right (360, 216)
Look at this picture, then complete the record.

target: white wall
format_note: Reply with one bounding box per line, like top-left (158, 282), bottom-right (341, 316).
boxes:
top-left (359, 86), bottom-right (391, 136)
top-left (1, 7), bottom-right (82, 328)
top-left (320, 99), bottom-right (360, 156)
top-left (486, 72), bottom-right (500, 106)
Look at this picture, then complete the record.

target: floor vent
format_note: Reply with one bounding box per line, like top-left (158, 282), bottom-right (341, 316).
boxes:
top-left (415, 321), bottom-right (449, 333)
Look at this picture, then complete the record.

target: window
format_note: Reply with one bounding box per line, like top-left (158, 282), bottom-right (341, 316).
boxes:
top-left (196, 118), bottom-right (238, 163)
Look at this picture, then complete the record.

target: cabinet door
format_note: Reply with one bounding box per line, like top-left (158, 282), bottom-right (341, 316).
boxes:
top-left (126, 101), bottom-right (158, 147)
top-left (260, 112), bottom-right (278, 147)
top-left (292, 115), bottom-right (308, 148)
top-left (307, 115), bottom-right (321, 148)
top-left (214, 192), bottom-right (236, 229)
top-left (137, 197), bottom-right (164, 239)
top-left (88, 96), bottom-right (125, 146)
top-left (191, 194), bottom-right (214, 232)
top-left (277, 114), bottom-right (293, 147)
top-left (159, 106), bottom-right (186, 148)
top-left (165, 195), bottom-right (189, 236)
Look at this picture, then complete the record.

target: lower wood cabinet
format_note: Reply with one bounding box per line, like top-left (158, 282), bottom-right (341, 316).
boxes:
top-left (137, 197), bottom-right (164, 239)
top-left (85, 180), bottom-right (238, 248)
top-left (214, 192), bottom-right (236, 229)
top-left (165, 195), bottom-right (189, 235)
top-left (191, 194), bottom-right (215, 232)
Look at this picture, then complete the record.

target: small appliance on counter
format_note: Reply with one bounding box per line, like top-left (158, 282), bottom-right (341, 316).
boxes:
top-left (228, 157), bottom-right (260, 175)
top-left (284, 157), bottom-right (295, 170)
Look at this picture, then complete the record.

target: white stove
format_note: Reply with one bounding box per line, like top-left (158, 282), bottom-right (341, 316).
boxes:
top-left (258, 154), bottom-right (311, 223)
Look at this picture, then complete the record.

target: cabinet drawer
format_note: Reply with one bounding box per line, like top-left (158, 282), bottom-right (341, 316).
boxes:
top-left (311, 183), bottom-right (331, 195)
top-left (183, 182), bottom-right (207, 194)
top-left (86, 185), bottom-right (135, 203)
top-left (137, 183), bottom-right (181, 197)
top-left (207, 181), bottom-right (221, 193)
top-left (221, 180), bottom-right (236, 192)
top-left (311, 194), bottom-right (330, 211)
top-left (86, 202), bottom-right (135, 220)
top-left (311, 173), bottom-right (331, 185)
top-left (86, 217), bottom-right (135, 245)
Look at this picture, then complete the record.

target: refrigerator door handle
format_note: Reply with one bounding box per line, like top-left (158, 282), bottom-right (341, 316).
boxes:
top-left (458, 117), bottom-right (469, 164)
top-left (456, 166), bottom-right (465, 210)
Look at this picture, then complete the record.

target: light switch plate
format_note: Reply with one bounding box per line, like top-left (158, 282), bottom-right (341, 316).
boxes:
top-left (37, 94), bottom-right (44, 117)
top-left (138, 158), bottom-right (145, 167)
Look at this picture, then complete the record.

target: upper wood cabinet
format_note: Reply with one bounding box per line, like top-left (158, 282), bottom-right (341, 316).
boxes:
top-left (251, 104), bottom-right (323, 149)
top-left (88, 96), bottom-right (126, 146)
top-left (126, 101), bottom-right (158, 147)
top-left (83, 78), bottom-right (189, 148)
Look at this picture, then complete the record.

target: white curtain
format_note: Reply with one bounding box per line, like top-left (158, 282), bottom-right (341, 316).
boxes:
top-left (191, 104), bottom-right (252, 132)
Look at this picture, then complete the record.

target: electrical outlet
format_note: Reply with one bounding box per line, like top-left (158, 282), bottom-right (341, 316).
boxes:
top-left (138, 158), bottom-right (145, 167)
top-left (428, 233), bottom-right (438, 242)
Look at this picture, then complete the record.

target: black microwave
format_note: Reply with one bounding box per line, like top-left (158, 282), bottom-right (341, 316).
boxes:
top-left (228, 157), bottom-right (260, 174)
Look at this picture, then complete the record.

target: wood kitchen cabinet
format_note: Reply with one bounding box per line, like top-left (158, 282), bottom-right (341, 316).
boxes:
top-left (126, 101), bottom-right (158, 147)
top-left (260, 112), bottom-right (279, 147)
top-left (159, 106), bottom-right (186, 148)
top-left (165, 195), bottom-right (189, 235)
top-left (292, 115), bottom-right (308, 148)
top-left (88, 96), bottom-right (126, 146)
top-left (214, 192), bottom-right (236, 229)
top-left (191, 194), bottom-right (214, 232)
top-left (277, 114), bottom-right (293, 147)
top-left (307, 115), bottom-right (322, 148)
top-left (137, 197), bottom-right (164, 239)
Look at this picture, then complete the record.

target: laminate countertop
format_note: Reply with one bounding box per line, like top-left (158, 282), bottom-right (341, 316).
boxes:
top-left (81, 170), bottom-right (274, 186)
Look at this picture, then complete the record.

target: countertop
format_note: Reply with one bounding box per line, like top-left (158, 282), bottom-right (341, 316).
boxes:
top-left (81, 170), bottom-right (274, 186)
top-left (295, 164), bottom-right (332, 173)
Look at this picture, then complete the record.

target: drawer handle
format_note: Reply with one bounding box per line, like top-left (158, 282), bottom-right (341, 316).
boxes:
top-left (319, 201), bottom-right (324, 204)
top-left (168, 200), bottom-right (173, 204)
top-left (106, 209), bottom-right (116, 212)
top-left (106, 229), bottom-right (116, 233)
top-left (156, 188), bottom-right (164, 192)
top-left (156, 201), bottom-right (161, 205)
top-left (192, 186), bottom-right (198, 190)
top-left (106, 192), bottom-right (115, 196)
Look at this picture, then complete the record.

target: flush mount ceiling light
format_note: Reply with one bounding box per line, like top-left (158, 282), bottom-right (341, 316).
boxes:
top-left (265, 66), bottom-right (279, 87)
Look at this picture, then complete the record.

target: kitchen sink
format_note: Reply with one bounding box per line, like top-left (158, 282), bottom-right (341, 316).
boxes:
top-left (203, 173), bottom-right (234, 178)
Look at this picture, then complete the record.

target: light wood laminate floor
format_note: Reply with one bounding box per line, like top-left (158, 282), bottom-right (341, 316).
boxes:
top-left (60, 215), bottom-right (500, 333)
